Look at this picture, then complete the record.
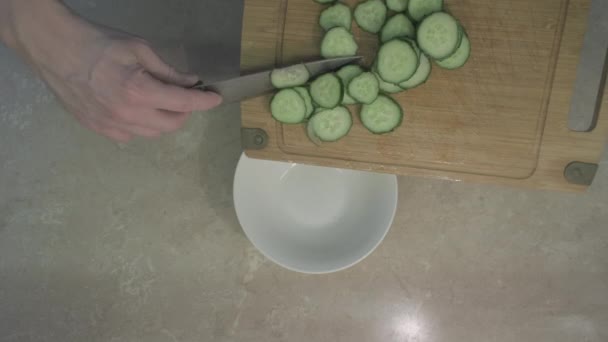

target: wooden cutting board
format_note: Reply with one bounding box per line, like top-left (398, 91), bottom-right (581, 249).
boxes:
top-left (240, 0), bottom-right (608, 191)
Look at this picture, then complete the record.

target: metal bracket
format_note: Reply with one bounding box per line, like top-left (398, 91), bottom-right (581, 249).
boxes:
top-left (564, 162), bottom-right (599, 186)
top-left (241, 128), bottom-right (269, 150)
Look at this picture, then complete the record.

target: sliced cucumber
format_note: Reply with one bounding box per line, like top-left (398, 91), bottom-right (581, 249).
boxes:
top-left (271, 89), bottom-right (308, 124)
top-left (348, 72), bottom-right (379, 104)
top-left (310, 106), bottom-right (353, 142)
top-left (294, 87), bottom-right (315, 118)
top-left (436, 33), bottom-right (471, 69)
top-left (399, 53), bottom-right (431, 89)
top-left (336, 64), bottom-right (364, 105)
top-left (401, 37), bottom-right (421, 58)
top-left (321, 27), bottom-right (358, 58)
top-left (336, 64), bottom-right (364, 81)
top-left (360, 95), bottom-right (403, 134)
top-left (310, 73), bottom-right (343, 109)
top-left (270, 64), bottom-right (310, 89)
top-left (320, 3), bottom-right (352, 31)
top-left (407, 0), bottom-right (443, 22)
top-left (401, 38), bottom-right (423, 74)
top-left (270, 0), bottom-right (470, 138)
top-left (386, 0), bottom-right (409, 12)
top-left (372, 61), bottom-right (404, 93)
top-left (306, 120), bottom-right (323, 145)
top-left (342, 93), bottom-right (357, 105)
top-left (380, 14), bottom-right (415, 43)
top-left (354, 0), bottom-right (387, 34)
top-left (417, 12), bottom-right (462, 60)
top-left (376, 39), bottom-right (419, 84)
top-left (374, 72), bottom-right (403, 94)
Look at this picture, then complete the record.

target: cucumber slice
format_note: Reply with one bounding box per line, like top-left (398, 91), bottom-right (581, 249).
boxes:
top-left (314, 0), bottom-right (335, 4)
top-left (386, 0), bottom-right (409, 12)
top-left (310, 106), bottom-right (353, 142)
top-left (360, 95), bottom-right (403, 134)
top-left (348, 72), bottom-right (379, 104)
top-left (399, 53), bottom-right (431, 89)
top-left (407, 0), bottom-right (443, 22)
top-left (336, 64), bottom-right (364, 81)
top-left (371, 61), bottom-right (403, 93)
top-left (376, 39), bottom-right (419, 84)
top-left (336, 64), bottom-right (364, 105)
top-left (417, 12), bottom-right (461, 60)
top-left (400, 38), bottom-right (423, 74)
top-left (354, 0), bottom-right (387, 34)
top-left (319, 3), bottom-right (352, 31)
top-left (380, 14), bottom-right (415, 43)
top-left (294, 87), bottom-right (315, 118)
top-left (310, 73), bottom-right (343, 109)
top-left (436, 33), bottom-right (471, 69)
top-left (342, 93), bottom-right (357, 105)
top-left (306, 120), bottom-right (323, 145)
top-left (270, 64), bottom-right (310, 88)
top-left (401, 37), bottom-right (421, 57)
top-left (374, 72), bottom-right (403, 94)
top-left (271, 89), bottom-right (308, 124)
top-left (321, 27), bottom-right (358, 58)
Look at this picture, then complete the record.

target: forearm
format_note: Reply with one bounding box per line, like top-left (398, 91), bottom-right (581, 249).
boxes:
top-left (0, 0), bottom-right (104, 77)
top-left (1, 1), bottom-right (66, 48)
top-left (0, 0), bottom-right (18, 47)
top-left (0, 1), bottom-right (79, 50)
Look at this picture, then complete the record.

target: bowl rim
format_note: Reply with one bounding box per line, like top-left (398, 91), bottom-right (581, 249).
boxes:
top-left (233, 153), bottom-right (399, 274)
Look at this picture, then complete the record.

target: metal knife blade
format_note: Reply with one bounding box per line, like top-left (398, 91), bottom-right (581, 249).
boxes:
top-left (194, 56), bottom-right (362, 105)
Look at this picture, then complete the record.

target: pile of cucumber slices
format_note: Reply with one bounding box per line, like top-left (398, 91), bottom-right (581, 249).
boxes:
top-left (270, 0), bottom-right (470, 143)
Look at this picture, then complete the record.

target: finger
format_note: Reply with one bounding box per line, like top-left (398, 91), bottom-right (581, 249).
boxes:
top-left (130, 72), bottom-right (222, 112)
top-left (102, 127), bottom-right (133, 143)
top-left (99, 114), bottom-right (163, 138)
top-left (74, 114), bottom-right (133, 143)
top-left (133, 43), bottom-right (199, 87)
top-left (125, 125), bottom-right (163, 138)
top-left (106, 118), bottom-right (163, 138)
top-left (111, 108), bottom-right (191, 133)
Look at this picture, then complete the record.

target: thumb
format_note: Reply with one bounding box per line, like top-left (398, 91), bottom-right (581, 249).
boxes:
top-left (133, 43), bottom-right (199, 87)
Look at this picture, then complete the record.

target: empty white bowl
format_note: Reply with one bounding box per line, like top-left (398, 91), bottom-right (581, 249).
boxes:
top-left (233, 153), bottom-right (398, 274)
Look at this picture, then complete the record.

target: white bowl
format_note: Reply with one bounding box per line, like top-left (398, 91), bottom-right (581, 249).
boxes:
top-left (233, 153), bottom-right (398, 274)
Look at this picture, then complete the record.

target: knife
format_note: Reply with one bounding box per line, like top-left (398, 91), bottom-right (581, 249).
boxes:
top-left (193, 56), bottom-right (362, 105)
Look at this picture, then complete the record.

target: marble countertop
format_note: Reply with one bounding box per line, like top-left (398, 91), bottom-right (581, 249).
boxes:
top-left (1, 1), bottom-right (607, 341)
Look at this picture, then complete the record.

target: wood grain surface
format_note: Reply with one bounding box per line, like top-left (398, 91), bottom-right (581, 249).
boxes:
top-left (240, 0), bottom-right (608, 191)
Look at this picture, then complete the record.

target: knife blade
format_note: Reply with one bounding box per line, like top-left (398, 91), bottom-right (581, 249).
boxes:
top-left (194, 56), bottom-right (362, 105)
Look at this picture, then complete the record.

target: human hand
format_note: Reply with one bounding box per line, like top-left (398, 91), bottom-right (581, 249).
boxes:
top-left (0, 0), bottom-right (222, 142)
